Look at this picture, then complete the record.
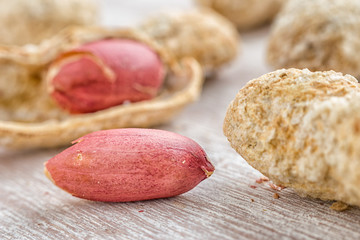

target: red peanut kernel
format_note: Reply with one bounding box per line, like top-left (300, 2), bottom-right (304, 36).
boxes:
top-left (47, 39), bottom-right (165, 113)
top-left (44, 128), bottom-right (215, 202)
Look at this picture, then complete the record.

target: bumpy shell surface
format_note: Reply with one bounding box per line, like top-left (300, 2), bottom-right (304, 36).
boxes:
top-left (139, 9), bottom-right (239, 72)
top-left (224, 68), bottom-right (360, 207)
top-left (0, 0), bottom-right (98, 46)
top-left (195, 0), bottom-right (285, 30)
top-left (267, 0), bottom-right (360, 77)
top-left (0, 27), bottom-right (203, 149)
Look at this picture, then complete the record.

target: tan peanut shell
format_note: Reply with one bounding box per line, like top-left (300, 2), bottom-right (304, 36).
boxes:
top-left (0, 27), bottom-right (203, 149)
top-left (139, 9), bottom-right (239, 72)
top-left (267, 0), bottom-right (360, 77)
top-left (195, 0), bottom-right (286, 30)
top-left (224, 68), bottom-right (360, 207)
top-left (0, 0), bottom-right (98, 46)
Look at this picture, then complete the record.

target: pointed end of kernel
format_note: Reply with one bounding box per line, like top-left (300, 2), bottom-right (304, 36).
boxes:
top-left (201, 166), bottom-right (214, 178)
top-left (44, 163), bottom-right (55, 184)
top-left (71, 137), bottom-right (84, 145)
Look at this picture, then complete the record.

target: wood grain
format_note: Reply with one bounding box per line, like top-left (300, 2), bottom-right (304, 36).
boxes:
top-left (1, 1), bottom-right (360, 239)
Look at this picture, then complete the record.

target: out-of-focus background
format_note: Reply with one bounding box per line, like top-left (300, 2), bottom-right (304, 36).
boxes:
top-left (1, 1), bottom-right (360, 239)
top-left (100, 1), bottom-right (193, 27)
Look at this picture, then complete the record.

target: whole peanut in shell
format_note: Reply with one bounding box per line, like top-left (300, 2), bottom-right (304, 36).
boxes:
top-left (47, 39), bottom-right (165, 113)
top-left (267, 0), bottom-right (360, 77)
top-left (223, 68), bottom-right (360, 207)
top-left (44, 128), bottom-right (214, 202)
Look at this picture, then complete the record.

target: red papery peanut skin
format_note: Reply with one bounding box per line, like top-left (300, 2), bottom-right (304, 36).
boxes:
top-left (44, 128), bottom-right (215, 202)
top-left (48, 39), bottom-right (165, 113)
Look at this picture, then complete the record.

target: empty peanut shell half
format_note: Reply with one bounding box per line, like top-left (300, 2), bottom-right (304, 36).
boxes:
top-left (267, 0), bottom-right (360, 77)
top-left (139, 9), bottom-right (239, 72)
top-left (195, 0), bottom-right (286, 30)
top-left (224, 68), bottom-right (360, 207)
top-left (0, 0), bottom-right (98, 46)
top-left (0, 27), bottom-right (203, 149)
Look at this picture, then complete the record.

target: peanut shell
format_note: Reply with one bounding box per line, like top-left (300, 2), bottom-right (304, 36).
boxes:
top-left (0, 0), bottom-right (98, 46)
top-left (224, 68), bottom-right (360, 207)
top-left (44, 128), bottom-right (215, 202)
top-left (267, 0), bottom-right (360, 77)
top-left (0, 27), bottom-right (203, 149)
top-left (195, 0), bottom-right (286, 30)
top-left (140, 9), bottom-right (239, 73)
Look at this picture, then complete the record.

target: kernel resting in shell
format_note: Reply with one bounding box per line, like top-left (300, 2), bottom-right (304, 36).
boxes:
top-left (47, 38), bottom-right (165, 113)
top-left (0, 27), bottom-right (204, 149)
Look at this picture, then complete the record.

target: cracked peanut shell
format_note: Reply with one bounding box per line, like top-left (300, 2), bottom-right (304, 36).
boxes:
top-left (140, 9), bottom-right (239, 73)
top-left (0, 27), bottom-right (203, 149)
top-left (267, 0), bottom-right (360, 77)
top-left (224, 68), bottom-right (360, 207)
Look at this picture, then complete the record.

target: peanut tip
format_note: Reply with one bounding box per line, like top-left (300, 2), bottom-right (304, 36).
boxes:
top-left (44, 164), bottom-right (55, 184)
top-left (71, 137), bottom-right (84, 145)
top-left (201, 166), bottom-right (214, 178)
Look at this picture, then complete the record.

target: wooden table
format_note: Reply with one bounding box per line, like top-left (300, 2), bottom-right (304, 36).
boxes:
top-left (1, 1), bottom-right (360, 239)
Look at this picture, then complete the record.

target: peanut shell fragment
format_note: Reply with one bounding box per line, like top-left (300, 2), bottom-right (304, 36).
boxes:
top-left (224, 68), bottom-right (360, 207)
top-left (44, 128), bottom-right (215, 202)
